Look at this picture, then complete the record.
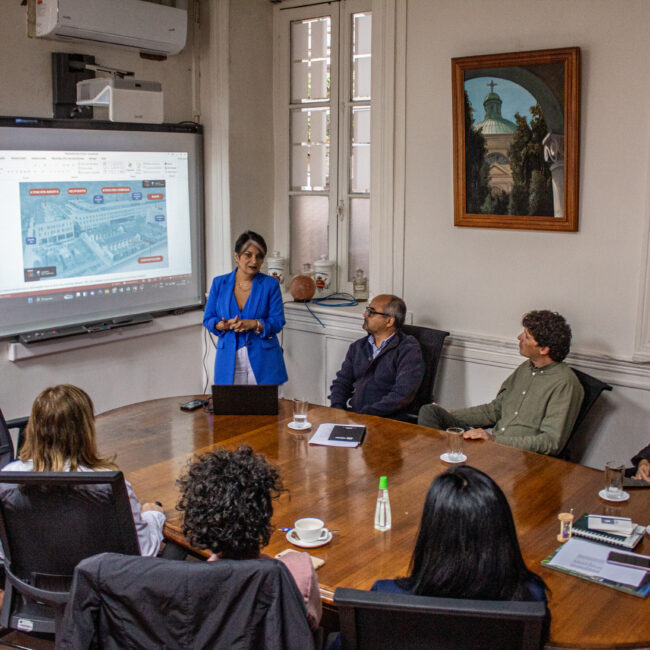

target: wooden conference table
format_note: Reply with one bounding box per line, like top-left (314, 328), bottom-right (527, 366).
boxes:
top-left (96, 397), bottom-right (650, 649)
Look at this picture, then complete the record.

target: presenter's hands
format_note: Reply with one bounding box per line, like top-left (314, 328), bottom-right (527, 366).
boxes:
top-left (215, 316), bottom-right (257, 332)
top-left (229, 317), bottom-right (257, 332)
top-left (463, 428), bottom-right (495, 441)
top-left (142, 502), bottom-right (164, 513)
top-left (634, 458), bottom-right (650, 483)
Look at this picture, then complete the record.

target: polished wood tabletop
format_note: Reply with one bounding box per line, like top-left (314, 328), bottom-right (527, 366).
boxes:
top-left (96, 397), bottom-right (650, 649)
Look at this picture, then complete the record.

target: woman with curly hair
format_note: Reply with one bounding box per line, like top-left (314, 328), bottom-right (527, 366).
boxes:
top-left (177, 445), bottom-right (321, 629)
top-left (2, 384), bottom-right (165, 556)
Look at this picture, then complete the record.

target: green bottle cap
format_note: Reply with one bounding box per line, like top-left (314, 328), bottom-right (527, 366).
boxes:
top-left (379, 476), bottom-right (388, 489)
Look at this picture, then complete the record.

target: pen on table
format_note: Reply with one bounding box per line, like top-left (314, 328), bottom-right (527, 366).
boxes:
top-left (280, 528), bottom-right (339, 533)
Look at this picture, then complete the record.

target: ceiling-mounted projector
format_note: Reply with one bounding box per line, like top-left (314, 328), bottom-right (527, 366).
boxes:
top-left (35, 0), bottom-right (187, 57)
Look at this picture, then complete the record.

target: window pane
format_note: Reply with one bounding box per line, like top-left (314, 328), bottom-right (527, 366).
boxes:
top-left (350, 107), bottom-right (370, 193)
top-left (291, 18), bottom-right (331, 103)
top-left (349, 197), bottom-right (369, 280)
top-left (352, 13), bottom-right (371, 100)
top-left (290, 195), bottom-right (329, 274)
top-left (291, 108), bottom-right (330, 191)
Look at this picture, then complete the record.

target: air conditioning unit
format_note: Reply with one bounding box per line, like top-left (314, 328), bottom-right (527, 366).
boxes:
top-left (35, 0), bottom-right (187, 56)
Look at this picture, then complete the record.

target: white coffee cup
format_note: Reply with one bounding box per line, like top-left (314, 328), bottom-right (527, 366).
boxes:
top-left (294, 517), bottom-right (328, 543)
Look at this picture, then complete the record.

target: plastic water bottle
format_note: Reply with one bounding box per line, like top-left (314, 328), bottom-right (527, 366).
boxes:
top-left (374, 476), bottom-right (391, 531)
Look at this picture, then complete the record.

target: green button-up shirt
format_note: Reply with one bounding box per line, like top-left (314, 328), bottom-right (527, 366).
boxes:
top-left (451, 360), bottom-right (584, 455)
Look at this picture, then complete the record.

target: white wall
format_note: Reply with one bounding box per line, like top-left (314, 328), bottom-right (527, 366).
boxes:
top-left (228, 0), bottom-right (275, 247)
top-left (400, 0), bottom-right (650, 467)
top-left (403, 0), bottom-right (650, 354)
top-left (0, 3), bottom-right (204, 420)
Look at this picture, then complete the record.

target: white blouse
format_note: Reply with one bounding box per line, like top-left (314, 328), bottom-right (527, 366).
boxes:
top-left (2, 459), bottom-right (165, 557)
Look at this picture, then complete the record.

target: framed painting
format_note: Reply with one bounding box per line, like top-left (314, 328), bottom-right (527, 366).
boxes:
top-left (452, 47), bottom-right (580, 231)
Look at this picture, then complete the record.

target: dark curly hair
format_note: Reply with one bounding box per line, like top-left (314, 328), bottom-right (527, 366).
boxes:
top-left (176, 446), bottom-right (283, 559)
top-left (522, 310), bottom-right (572, 362)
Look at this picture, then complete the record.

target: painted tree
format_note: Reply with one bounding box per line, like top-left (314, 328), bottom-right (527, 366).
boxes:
top-left (507, 104), bottom-right (554, 216)
top-left (464, 91), bottom-right (490, 214)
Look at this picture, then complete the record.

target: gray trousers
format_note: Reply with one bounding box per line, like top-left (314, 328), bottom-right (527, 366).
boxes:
top-left (417, 403), bottom-right (471, 430)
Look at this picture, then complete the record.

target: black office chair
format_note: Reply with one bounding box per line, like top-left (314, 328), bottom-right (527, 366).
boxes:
top-left (334, 587), bottom-right (547, 650)
top-left (557, 368), bottom-right (613, 459)
top-left (58, 553), bottom-right (315, 650)
top-left (399, 325), bottom-right (449, 422)
top-left (0, 410), bottom-right (16, 469)
top-left (0, 410), bottom-right (29, 466)
top-left (0, 471), bottom-right (140, 640)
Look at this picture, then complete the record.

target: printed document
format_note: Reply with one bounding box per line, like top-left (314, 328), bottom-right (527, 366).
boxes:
top-left (548, 538), bottom-right (647, 587)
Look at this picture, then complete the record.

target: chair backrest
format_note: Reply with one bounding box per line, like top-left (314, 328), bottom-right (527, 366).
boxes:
top-left (401, 325), bottom-right (450, 411)
top-left (0, 471), bottom-right (140, 635)
top-left (558, 368), bottom-right (613, 458)
top-left (334, 587), bottom-right (546, 650)
top-left (58, 554), bottom-right (315, 650)
top-left (0, 409), bottom-right (15, 469)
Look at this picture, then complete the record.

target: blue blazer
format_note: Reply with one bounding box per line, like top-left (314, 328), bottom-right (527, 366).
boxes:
top-left (203, 270), bottom-right (288, 385)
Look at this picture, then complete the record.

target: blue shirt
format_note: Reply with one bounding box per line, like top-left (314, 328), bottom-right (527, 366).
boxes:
top-left (368, 332), bottom-right (395, 359)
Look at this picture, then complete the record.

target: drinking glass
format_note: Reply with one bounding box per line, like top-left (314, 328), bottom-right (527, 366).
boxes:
top-left (604, 461), bottom-right (625, 498)
top-left (446, 427), bottom-right (465, 462)
top-left (292, 398), bottom-right (309, 427)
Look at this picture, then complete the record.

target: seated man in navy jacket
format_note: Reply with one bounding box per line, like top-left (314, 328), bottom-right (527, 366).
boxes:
top-left (329, 294), bottom-right (424, 418)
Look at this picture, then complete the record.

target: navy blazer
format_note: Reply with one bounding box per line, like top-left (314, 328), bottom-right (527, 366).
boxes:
top-left (203, 270), bottom-right (288, 385)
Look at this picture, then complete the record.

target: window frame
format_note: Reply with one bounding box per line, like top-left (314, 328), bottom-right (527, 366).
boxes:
top-left (273, 0), bottom-right (404, 297)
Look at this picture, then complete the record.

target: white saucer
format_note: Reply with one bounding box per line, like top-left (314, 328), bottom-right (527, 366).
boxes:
top-left (288, 421), bottom-right (312, 431)
top-left (598, 488), bottom-right (630, 502)
top-left (286, 529), bottom-right (333, 548)
top-left (440, 452), bottom-right (467, 463)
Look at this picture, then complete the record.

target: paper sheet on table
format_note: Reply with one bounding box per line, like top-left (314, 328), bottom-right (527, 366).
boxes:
top-left (548, 537), bottom-right (647, 587)
top-left (309, 423), bottom-right (364, 447)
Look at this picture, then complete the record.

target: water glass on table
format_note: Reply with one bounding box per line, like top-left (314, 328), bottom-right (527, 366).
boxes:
top-left (290, 398), bottom-right (310, 429)
top-left (604, 461), bottom-right (625, 498)
top-left (446, 427), bottom-right (465, 462)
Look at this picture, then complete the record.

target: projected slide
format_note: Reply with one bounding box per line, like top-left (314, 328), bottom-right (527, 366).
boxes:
top-left (20, 180), bottom-right (169, 281)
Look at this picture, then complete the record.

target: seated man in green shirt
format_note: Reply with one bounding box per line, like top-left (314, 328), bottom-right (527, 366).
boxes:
top-left (418, 310), bottom-right (584, 455)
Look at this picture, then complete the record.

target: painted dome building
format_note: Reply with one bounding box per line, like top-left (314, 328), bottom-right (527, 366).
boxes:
top-left (474, 82), bottom-right (516, 194)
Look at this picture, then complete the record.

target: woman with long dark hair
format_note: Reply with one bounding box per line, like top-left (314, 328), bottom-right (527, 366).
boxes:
top-left (374, 465), bottom-right (548, 604)
top-left (328, 466), bottom-right (549, 650)
top-left (203, 230), bottom-right (288, 385)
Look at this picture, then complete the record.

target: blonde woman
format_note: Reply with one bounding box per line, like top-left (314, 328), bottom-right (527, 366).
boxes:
top-left (2, 384), bottom-right (164, 556)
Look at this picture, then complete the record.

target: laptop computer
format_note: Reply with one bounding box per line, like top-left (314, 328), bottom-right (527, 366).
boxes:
top-left (211, 385), bottom-right (279, 416)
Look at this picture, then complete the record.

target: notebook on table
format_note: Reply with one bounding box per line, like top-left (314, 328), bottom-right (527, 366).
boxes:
top-left (571, 513), bottom-right (645, 549)
top-left (211, 385), bottom-right (278, 415)
top-left (542, 537), bottom-right (650, 599)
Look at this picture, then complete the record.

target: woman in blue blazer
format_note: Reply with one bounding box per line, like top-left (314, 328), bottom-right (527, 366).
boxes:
top-left (203, 231), bottom-right (288, 385)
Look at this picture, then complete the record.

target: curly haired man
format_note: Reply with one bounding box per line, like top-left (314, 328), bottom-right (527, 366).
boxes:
top-left (418, 310), bottom-right (584, 455)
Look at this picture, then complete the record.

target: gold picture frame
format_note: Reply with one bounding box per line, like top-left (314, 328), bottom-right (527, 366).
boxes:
top-left (452, 47), bottom-right (580, 231)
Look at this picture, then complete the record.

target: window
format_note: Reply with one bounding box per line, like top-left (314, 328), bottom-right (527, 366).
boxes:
top-left (274, 0), bottom-right (371, 290)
